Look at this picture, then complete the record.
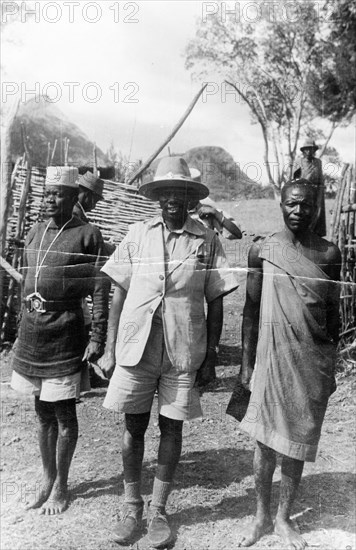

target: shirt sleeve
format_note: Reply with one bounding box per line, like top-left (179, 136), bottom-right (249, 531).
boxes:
top-left (204, 234), bottom-right (239, 303)
top-left (220, 209), bottom-right (241, 239)
top-left (101, 227), bottom-right (135, 291)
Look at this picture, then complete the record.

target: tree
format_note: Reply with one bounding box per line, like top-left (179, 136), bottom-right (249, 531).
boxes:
top-left (321, 146), bottom-right (343, 198)
top-left (307, 0), bottom-right (356, 127)
top-left (185, 0), bottom-right (351, 193)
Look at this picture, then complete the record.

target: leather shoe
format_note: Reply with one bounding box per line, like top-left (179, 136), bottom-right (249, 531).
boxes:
top-left (112, 504), bottom-right (143, 544)
top-left (147, 506), bottom-right (172, 548)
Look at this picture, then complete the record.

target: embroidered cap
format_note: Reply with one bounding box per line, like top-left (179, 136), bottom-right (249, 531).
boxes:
top-left (78, 171), bottom-right (104, 199)
top-left (139, 156), bottom-right (209, 201)
top-left (45, 166), bottom-right (79, 188)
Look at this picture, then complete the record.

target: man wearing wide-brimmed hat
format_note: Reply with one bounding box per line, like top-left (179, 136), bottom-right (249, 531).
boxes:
top-left (11, 166), bottom-right (110, 515)
top-left (293, 138), bottom-right (326, 236)
top-left (99, 156), bottom-right (239, 547)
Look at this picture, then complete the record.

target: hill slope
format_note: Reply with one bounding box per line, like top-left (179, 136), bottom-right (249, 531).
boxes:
top-left (147, 147), bottom-right (272, 200)
top-left (10, 96), bottom-right (108, 167)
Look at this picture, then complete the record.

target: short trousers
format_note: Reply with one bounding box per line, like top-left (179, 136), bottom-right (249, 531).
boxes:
top-left (11, 366), bottom-right (91, 402)
top-left (103, 320), bottom-right (202, 421)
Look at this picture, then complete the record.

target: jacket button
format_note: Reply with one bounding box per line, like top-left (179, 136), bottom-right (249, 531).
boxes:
top-left (159, 292), bottom-right (163, 297)
top-left (149, 308), bottom-right (153, 314)
top-left (159, 274), bottom-right (164, 280)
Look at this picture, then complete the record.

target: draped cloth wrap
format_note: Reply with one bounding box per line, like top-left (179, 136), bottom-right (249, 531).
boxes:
top-left (240, 234), bottom-right (337, 462)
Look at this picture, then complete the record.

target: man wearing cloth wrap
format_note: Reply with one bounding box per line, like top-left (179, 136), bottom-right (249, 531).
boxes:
top-left (11, 166), bottom-right (110, 515)
top-left (99, 156), bottom-right (239, 547)
top-left (235, 180), bottom-right (341, 549)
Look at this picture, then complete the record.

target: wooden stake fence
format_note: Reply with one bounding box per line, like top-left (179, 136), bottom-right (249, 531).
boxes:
top-left (0, 164), bottom-right (159, 344)
top-left (329, 164), bottom-right (356, 349)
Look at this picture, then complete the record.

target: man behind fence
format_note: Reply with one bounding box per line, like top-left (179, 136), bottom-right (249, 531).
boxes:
top-left (98, 156), bottom-right (239, 547)
top-left (234, 179), bottom-right (341, 549)
top-left (11, 166), bottom-right (110, 515)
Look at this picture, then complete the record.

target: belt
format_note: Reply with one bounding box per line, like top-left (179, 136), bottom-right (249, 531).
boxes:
top-left (25, 293), bottom-right (82, 313)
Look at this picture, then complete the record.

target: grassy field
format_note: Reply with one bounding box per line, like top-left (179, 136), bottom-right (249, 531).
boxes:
top-left (218, 198), bottom-right (335, 238)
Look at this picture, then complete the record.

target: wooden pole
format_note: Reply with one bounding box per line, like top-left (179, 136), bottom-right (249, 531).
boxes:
top-left (46, 142), bottom-right (51, 167)
top-left (93, 143), bottom-right (98, 177)
top-left (63, 137), bottom-right (70, 166)
top-left (330, 164), bottom-right (349, 242)
top-left (50, 139), bottom-right (58, 165)
top-left (0, 257), bottom-right (22, 284)
top-left (127, 84), bottom-right (208, 185)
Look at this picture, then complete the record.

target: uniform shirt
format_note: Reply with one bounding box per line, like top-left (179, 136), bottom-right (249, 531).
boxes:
top-left (102, 215), bottom-right (239, 372)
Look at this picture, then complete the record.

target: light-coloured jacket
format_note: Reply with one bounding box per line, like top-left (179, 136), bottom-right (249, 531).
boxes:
top-left (102, 215), bottom-right (238, 372)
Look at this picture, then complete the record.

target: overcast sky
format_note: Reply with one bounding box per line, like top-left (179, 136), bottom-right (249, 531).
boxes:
top-left (2, 0), bottom-right (355, 183)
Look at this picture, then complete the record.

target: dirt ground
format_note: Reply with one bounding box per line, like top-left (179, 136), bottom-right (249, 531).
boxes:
top-left (1, 203), bottom-right (355, 549)
top-left (1, 285), bottom-right (355, 550)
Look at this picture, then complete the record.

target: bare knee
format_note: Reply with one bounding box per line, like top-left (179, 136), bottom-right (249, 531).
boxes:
top-left (124, 412), bottom-right (150, 441)
top-left (256, 441), bottom-right (277, 463)
top-left (54, 399), bottom-right (78, 436)
top-left (35, 397), bottom-right (57, 428)
top-left (158, 414), bottom-right (183, 442)
top-left (281, 455), bottom-right (304, 477)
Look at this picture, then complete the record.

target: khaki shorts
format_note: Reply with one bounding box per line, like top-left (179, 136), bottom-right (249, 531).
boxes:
top-left (11, 367), bottom-right (90, 402)
top-left (103, 321), bottom-right (202, 421)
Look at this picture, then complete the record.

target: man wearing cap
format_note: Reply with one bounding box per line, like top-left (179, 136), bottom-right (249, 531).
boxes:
top-left (293, 139), bottom-right (326, 236)
top-left (72, 170), bottom-right (104, 223)
top-left (11, 166), bottom-right (110, 515)
top-left (99, 156), bottom-right (239, 547)
top-left (73, 171), bottom-right (113, 388)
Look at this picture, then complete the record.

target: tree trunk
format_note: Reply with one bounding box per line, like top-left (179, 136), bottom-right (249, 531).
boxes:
top-left (319, 121), bottom-right (338, 157)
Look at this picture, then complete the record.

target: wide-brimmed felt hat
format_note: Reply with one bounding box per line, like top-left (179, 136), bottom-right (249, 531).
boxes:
top-left (45, 166), bottom-right (79, 188)
top-left (300, 139), bottom-right (319, 152)
top-left (139, 156), bottom-right (209, 201)
top-left (78, 171), bottom-right (104, 199)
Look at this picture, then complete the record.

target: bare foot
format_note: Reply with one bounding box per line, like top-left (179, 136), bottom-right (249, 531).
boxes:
top-left (39, 482), bottom-right (69, 515)
top-left (24, 476), bottom-right (55, 510)
top-left (274, 517), bottom-right (307, 549)
top-left (236, 516), bottom-right (273, 547)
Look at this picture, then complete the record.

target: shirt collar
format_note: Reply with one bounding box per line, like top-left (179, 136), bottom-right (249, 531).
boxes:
top-left (147, 214), bottom-right (206, 237)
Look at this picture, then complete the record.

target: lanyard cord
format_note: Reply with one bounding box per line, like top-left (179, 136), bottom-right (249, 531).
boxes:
top-left (34, 217), bottom-right (73, 294)
top-left (76, 201), bottom-right (86, 217)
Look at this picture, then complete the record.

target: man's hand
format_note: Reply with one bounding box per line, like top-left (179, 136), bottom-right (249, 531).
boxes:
top-left (198, 204), bottom-right (220, 221)
top-left (195, 348), bottom-right (217, 388)
top-left (97, 351), bottom-right (116, 380)
top-left (83, 341), bottom-right (104, 363)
